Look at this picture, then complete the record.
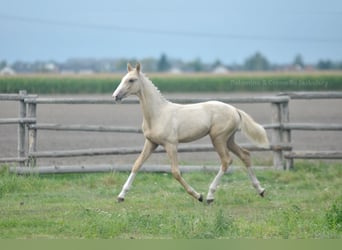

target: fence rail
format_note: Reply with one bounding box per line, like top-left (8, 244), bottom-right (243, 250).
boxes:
top-left (0, 117), bottom-right (36, 125)
top-left (30, 124), bottom-right (143, 133)
top-left (1, 90), bottom-right (341, 173)
top-left (28, 144), bottom-right (291, 158)
top-left (278, 91), bottom-right (342, 99)
top-left (24, 96), bottom-right (290, 104)
top-left (33, 123), bottom-right (342, 133)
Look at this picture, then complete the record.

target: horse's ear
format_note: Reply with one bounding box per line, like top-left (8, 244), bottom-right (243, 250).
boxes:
top-left (127, 63), bottom-right (133, 72)
top-left (136, 63), bottom-right (141, 74)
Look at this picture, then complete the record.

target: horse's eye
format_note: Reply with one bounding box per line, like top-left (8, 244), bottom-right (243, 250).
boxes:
top-left (128, 79), bottom-right (136, 83)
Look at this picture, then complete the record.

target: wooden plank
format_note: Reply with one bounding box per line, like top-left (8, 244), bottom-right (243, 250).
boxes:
top-left (10, 164), bottom-right (219, 174)
top-left (24, 96), bottom-right (290, 105)
top-left (170, 96), bottom-right (290, 104)
top-left (29, 123), bottom-right (143, 133)
top-left (30, 147), bottom-right (142, 158)
top-left (28, 102), bottom-right (37, 167)
top-left (280, 101), bottom-right (293, 169)
top-left (28, 122), bottom-right (342, 132)
top-left (28, 144), bottom-right (291, 158)
top-left (18, 90), bottom-right (27, 167)
top-left (0, 157), bottom-right (27, 163)
top-left (10, 164), bottom-right (270, 175)
top-left (278, 92), bottom-right (342, 99)
top-left (0, 94), bottom-right (22, 101)
top-left (0, 118), bottom-right (36, 125)
top-left (29, 123), bottom-right (278, 132)
top-left (285, 151), bottom-right (342, 159)
top-left (25, 97), bottom-right (134, 104)
top-left (283, 123), bottom-right (342, 131)
top-left (28, 146), bottom-right (216, 158)
top-left (0, 93), bottom-right (36, 101)
top-left (271, 103), bottom-right (283, 169)
top-left (263, 123), bottom-right (281, 129)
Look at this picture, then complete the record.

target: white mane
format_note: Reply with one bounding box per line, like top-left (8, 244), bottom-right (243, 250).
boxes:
top-left (140, 73), bottom-right (168, 103)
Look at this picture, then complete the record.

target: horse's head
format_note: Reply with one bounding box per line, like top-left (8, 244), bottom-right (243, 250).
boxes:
top-left (112, 63), bottom-right (142, 101)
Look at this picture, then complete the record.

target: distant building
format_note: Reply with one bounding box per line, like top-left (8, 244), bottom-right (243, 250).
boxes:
top-left (212, 66), bottom-right (229, 74)
top-left (168, 67), bottom-right (183, 74)
top-left (78, 69), bottom-right (94, 75)
top-left (60, 70), bottom-right (76, 75)
top-left (0, 66), bottom-right (16, 75)
top-left (44, 63), bottom-right (58, 73)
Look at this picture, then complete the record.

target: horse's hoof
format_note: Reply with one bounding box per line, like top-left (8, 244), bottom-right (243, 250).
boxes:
top-left (206, 199), bottom-right (214, 205)
top-left (198, 194), bottom-right (204, 202)
top-left (117, 197), bottom-right (125, 203)
top-left (259, 189), bottom-right (265, 198)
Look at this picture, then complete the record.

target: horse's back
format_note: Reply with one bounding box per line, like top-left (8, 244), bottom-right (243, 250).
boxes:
top-left (169, 101), bottom-right (239, 142)
top-left (171, 100), bottom-right (238, 125)
top-left (203, 101), bottom-right (238, 117)
top-left (202, 101), bottom-right (240, 137)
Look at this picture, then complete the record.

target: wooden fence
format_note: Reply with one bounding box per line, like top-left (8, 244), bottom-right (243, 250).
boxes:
top-left (1, 90), bottom-right (341, 174)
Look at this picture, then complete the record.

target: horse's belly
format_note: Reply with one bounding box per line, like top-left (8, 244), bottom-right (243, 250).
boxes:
top-left (177, 122), bottom-right (210, 143)
top-left (178, 131), bottom-right (209, 143)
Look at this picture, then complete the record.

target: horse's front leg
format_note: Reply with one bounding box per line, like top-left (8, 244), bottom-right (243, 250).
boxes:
top-left (117, 139), bottom-right (158, 202)
top-left (164, 143), bottom-right (203, 202)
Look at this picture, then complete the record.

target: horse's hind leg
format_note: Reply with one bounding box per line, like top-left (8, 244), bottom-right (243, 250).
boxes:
top-left (206, 137), bottom-right (232, 204)
top-left (227, 134), bottom-right (265, 197)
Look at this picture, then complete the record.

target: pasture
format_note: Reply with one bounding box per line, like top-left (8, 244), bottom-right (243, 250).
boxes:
top-left (0, 72), bottom-right (341, 239)
top-left (0, 162), bottom-right (341, 239)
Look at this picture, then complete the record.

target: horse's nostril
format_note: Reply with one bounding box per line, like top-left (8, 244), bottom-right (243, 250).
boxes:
top-left (113, 94), bottom-right (123, 102)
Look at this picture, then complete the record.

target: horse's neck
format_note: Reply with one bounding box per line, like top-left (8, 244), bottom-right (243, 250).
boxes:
top-left (138, 76), bottom-right (168, 123)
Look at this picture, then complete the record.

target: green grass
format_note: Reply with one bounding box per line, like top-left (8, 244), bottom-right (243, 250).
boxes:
top-left (0, 162), bottom-right (341, 239)
top-left (1, 72), bottom-right (342, 94)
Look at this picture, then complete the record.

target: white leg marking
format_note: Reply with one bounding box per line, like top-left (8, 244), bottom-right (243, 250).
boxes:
top-left (118, 172), bottom-right (136, 199)
top-left (247, 168), bottom-right (264, 194)
top-left (207, 169), bottom-right (225, 201)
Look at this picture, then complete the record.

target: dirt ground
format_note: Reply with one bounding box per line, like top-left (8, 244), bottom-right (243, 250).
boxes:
top-left (1, 92), bottom-right (342, 167)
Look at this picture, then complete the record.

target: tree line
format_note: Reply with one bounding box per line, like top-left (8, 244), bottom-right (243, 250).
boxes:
top-left (1, 52), bottom-right (341, 74)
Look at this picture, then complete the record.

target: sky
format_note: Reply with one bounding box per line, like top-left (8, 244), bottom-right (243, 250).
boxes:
top-left (0, 0), bottom-right (342, 64)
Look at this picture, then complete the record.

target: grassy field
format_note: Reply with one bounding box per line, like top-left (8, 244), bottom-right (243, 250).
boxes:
top-left (1, 71), bottom-right (342, 94)
top-left (0, 161), bottom-right (341, 239)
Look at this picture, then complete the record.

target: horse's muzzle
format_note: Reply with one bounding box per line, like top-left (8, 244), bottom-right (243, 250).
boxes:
top-left (113, 95), bottom-right (122, 102)
top-left (112, 93), bottom-right (125, 102)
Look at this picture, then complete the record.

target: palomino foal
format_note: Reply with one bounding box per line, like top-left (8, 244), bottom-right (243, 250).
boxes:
top-left (113, 63), bottom-right (269, 204)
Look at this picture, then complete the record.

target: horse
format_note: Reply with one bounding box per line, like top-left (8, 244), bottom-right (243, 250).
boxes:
top-left (112, 63), bottom-right (269, 204)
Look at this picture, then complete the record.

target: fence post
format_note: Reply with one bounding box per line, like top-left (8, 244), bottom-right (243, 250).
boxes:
top-left (281, 99), bottom-right (293, 170)
top-left (28, 100), bottom-right (37, 167)
top-left (271, 102), bottom-right (284, 169)
top-left (18, 90), bottom-right (27, 166)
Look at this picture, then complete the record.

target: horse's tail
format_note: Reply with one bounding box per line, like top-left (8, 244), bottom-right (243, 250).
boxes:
top-left (237, 109), bottom-right (269, 148)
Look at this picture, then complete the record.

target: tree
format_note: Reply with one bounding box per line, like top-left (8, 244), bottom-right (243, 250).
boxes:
top-left (244, 52), bottom-right (270, 71)
top-left (212, 59), bottom-right (222, 69)
top-left (293, 54), bottom-right (304, 69)
top-left (115, 59), bottom-right (131, 72)
top-left (187, 58), bottom-right (204, 72)
top-left (317, 60), bottom-right (333, 70)
top-left (157, 53), bottom-right (171, 72)
top-left (0, 60), bottom-right (6, 69)
top-left (140, 58), bottom-right (157, 72)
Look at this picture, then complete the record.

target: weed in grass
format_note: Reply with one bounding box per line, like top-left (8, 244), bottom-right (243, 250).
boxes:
top-left (213, 208), bottom-right (236, 237)
top-left (0, 168), bottom-right (40, 198)
top-left (325, 198), bottom-right (342, 232)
